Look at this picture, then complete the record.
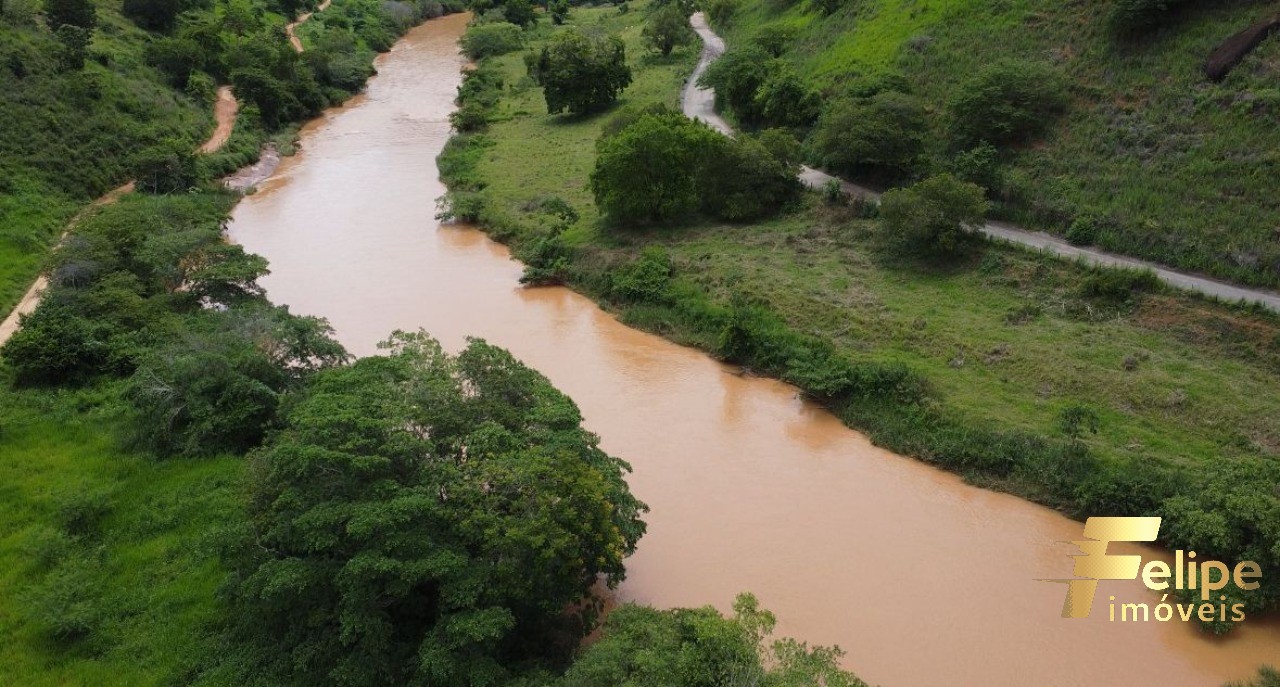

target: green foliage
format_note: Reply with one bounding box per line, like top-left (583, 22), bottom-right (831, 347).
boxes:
top-left (123, 0), bottom-right (207, 32)
top-left (1227, 666), bottom-right (1280, 687)
top-left (1057, 403), bottom-right (1099, 439)
top-left (225, 332), bottom-right (647, 685)
top-left (752, 63), bottom-right (818, 129)
top-left (132, 140), bottom-right (202, 193)
top-left (53, 23), bottom-right (89, 70)
top-left (590, 114), bottom-right (798, 224)
top-left (610, 246), bottom-right (673, 303)
top-left (879, 173), bottom-right (989, 257)
top-left (698, 131), bottom-right (801, 220)
top-left (809, 91), bottom-right (928, 183)
top-left (462, 20), bottom-right (523, 58)
top-left (642, 2), bottom-right (694, 57)
top-left (502, 0), bottom-right (536, 27)
top-left (548, 0), bottom-right (568, 24)
top-left (590, 112), bottom-right (715, 223)
top-left (1065, 213), bottom-right (1101, 246)
top-left (558, 594), bottom-right (867, 687)
top-left (948, 59), bottom-right (1067, 148)
top-left (753, 24), bottom-right (793, 56)
top-left (536, 27), bottom-right (632, 115)
top-left (1077, 267), bottom-right (1160, 303)
top-left (451, 60), bottom-right (504, 132)
top-left (126, 308), bottom-right (346, 457)
top-left (946, 142), bottom-right (1001, 195)
top-left (1108, 0), bottom-right (1183, 33)
top-left (705, 0), bottom-right (735, 27)
top-left (43, 0), bottom-right (94, 30)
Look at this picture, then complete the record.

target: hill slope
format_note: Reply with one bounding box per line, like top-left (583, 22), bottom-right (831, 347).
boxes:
top-left (709, 0), bottom-right (1280, 287)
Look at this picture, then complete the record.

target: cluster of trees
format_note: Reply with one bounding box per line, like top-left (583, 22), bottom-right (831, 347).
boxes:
top-left (589, 108), bottom-right (801, 224)
top-left (140, 0), bottom-right (462, 130)
top-left (1, 191), bottom-right (347, 457)
top-left (223, 331), bottom-right (648, 684)
top-left (699, 44), bottom-right (818, 130)
top-left (42, 0), bottom-right (96, 70)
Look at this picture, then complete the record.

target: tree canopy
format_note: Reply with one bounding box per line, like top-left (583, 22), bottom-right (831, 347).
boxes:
top-left (224, 332), bottom-right (648, 685)
top-left (534, 27), bottom-right (632, 115)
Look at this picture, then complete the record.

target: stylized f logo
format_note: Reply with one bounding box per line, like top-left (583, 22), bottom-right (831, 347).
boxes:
top-left (1050, 516), bottom-right (1161, 618)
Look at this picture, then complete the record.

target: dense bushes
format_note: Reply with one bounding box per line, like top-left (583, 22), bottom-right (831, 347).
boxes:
top-left (224, 332), bottom-right (647, 685)
top-left (589, 112), bottom-right (800, 224)
top-left (699, 44), bottom-right (817, 129)
top-left (558, 594), bottom-right (867, 687)
top-left (532, 27), bottom-right (632, 115)
top-left (450, 61), bottom-right (504, 132)
top-left (461, 20), bottom-right (523, 59)
top-left (1, 192), bottom-right (348, 457)
top-left (948, 60), bottom-right (1067, 147)
top-left (809, 91), bottom-right (928, 183)
top-left (879, 174), bottom-right (989, 257)
top-left (642, 2), bottom-right (694, 56)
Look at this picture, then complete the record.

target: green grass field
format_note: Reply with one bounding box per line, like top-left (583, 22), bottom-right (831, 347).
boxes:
top-left (461, 0), bottom-right (1280, 475)
top-left (0, 384), bottom-right (242, 686)
top-left (710, 0), bottom-right (1280, 287)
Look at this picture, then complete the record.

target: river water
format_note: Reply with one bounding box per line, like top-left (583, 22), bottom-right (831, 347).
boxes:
top-left (226, 13), bottom-right (1279, 686)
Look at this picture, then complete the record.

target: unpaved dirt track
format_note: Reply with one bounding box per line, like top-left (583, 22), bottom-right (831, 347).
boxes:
top-left (287, 0), bottom-right (333, 52)
top-left (684, 13), bottom-right (1280, 313)
top-left (0, 79), bottom-right (245, 345)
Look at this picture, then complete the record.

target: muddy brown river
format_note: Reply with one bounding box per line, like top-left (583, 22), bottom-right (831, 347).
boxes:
top-left (226, 13), bottom-right (1280, 686)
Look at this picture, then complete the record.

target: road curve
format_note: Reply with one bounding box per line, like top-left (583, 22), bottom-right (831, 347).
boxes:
top-left (683, 13), bottom-right (1280, 313)
top-left (287, 0), bottom-right (333, 52)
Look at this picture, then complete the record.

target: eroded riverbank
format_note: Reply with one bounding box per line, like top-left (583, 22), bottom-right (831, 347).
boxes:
top-left (226, 13), bottom-right (1280, 687)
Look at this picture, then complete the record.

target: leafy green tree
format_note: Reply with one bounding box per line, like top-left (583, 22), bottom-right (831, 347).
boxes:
top-left (809, 91), bottom-right (928, 183)
top-left (123, 0), bottom-right (207, 31)
top-left (536, 27), bottom-right (632, 115)
top-left (752, 63), bottom-right (818, 128)
top-left (699, 44), bottom-right (770, 124)
top-left (501, 0), bottom-right (535, 27)
top-left (559, 594), bottom-right (867, 687)
top-left (2, 302), bottom-right (110, 385)
top-left (642, 2), bottom-right (694, 57)
top-left (948, 59), bottom-right (1067, 147)
top-left (879, 173), bottom-right (989, 257)
top-left (548, 0), bottom-right (568, 24)
top-left (127, 308), bottom-right (346, 457)
top-left (43, 0), bottom-right (94, 30)
top-left (224, 332), bottom-right (646, 685)
top-left (132, 141), bottom-right (202, 194)
top-left (589, 112), bottom-right (717, 223)
top-left (698, 133), bottom-right (801, 220)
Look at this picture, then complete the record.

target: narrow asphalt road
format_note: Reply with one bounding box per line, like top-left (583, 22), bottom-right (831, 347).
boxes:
top-left (683, 12), bottom-right (1280, 313)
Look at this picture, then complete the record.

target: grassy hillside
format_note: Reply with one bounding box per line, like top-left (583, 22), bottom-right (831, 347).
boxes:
top-left (710, 0), bottom-right (1280, 287)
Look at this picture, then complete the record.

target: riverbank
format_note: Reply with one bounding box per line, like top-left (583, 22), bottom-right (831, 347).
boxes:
top-left (440, 0), bottom-right (1280, 635)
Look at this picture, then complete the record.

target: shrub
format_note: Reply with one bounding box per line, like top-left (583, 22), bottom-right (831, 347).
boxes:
top-left (947, 143), bottom-right (1002, 196)
top-left (461, 21), bottom-right (523, 59)
top-left (1108, 0), bottom-right (1184, 33)
top-left (536, 28), bottom-right (632, 115)
top-left (124, 0), bottom-right (202, 31)
top-left (548, 0), bottom-right (568, 24)
top-left (1065, 214), bottom-right (1101, 246)
top-left (1078, 268), bottom-right (1159, 303)
top-left (754, 24), bottom-right (794, 56)
top-left (705, 0), bottom-right (735, 26)
top-left (642, 2), bottom-right (695, 57)
top-left (2, 302), bottom-right (110, 386)
top-left (879, 174), bottom-right (990, 257)
top-left (948, 60), bottom-right (1068, 147)
top-left (1058, 403), bottom-right (1100, 439)
top-left (145, 37), bottom-right (205, 88)
top-left (590, 113), bottom-right (716, 223)
top-left (698, 44), bottom-right (770, 124)
top-left (44, 0), bottom-right (95, 30)
top-left (809, 91), bottom-right (929, 183)
top-left (501, 0), bottom-right (536, 27)
top-left (753, 64), bottom-right (819, 129)
top-left (697, 133), bottom-right (801, 220)
top-left (611, 247), bottom-right (674, 303)
top-left (132, 141), bottom-right (201, 193)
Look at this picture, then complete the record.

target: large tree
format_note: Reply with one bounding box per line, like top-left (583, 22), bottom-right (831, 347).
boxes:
top-left (225, 332), bottom-right (647, 685)
top-left (642, 2), bottom-right (694, 57)
top-left (534, 27), bottom-right (632, 115)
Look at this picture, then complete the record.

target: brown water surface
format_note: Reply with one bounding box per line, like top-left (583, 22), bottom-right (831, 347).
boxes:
top-left (226, 13), bottom-right (1280, 686)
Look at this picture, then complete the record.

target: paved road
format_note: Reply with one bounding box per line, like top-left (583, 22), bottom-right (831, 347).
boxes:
top-left (683, 13), bottom-right (1280, 313)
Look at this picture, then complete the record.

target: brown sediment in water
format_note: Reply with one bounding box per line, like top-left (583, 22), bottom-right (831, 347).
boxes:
top-left (226, 13), bottom-right (1280, 687)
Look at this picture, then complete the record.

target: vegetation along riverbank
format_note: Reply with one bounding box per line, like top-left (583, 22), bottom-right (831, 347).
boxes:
top-left (0, 2), bottom-right (872, 685)
top-left (439, 0), bottom-right (1280, 639)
